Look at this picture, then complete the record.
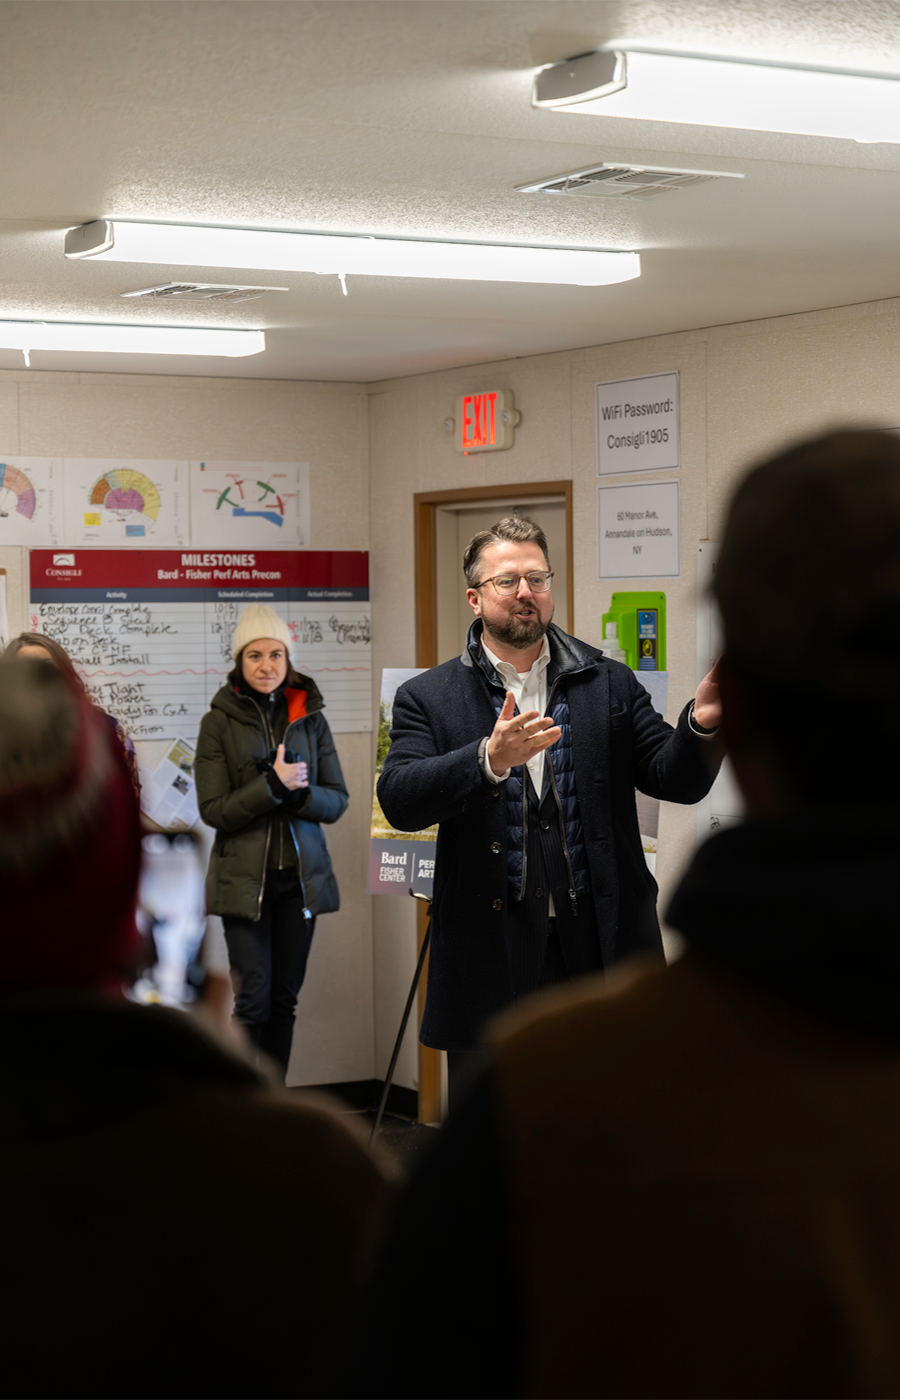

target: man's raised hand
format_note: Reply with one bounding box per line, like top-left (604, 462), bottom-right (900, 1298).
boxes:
top-left (486, 690), bottom-right (561, 775)
top-left (694, 657), bottom-right (723, 732)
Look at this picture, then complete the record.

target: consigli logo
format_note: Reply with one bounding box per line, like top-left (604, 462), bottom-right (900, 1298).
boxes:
top-left (48, 552), bottom-right (81, 577)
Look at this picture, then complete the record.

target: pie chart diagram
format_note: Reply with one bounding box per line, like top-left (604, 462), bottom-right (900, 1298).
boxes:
top-left (0, 462), bottom-right (37, 520)
top-left (89, 468), bottom-right (161, 522)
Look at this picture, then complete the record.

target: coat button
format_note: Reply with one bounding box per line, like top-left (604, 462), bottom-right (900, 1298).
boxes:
top-left (535, 887), bottom-right (544, 899)
top-left (491, 788), bottom-right (500, 798)
top-left (540, 820), bottom-right (550, 831)
top-left (492, 899), bottom-right (503, 911)
top-left (490, 841), bottom-right (501, 854)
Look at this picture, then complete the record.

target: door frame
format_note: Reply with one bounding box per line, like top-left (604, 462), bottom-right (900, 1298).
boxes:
top-left (411, 480), bottom-right (574, 1122)
top-left (414, 479), bottom-right (574, 670)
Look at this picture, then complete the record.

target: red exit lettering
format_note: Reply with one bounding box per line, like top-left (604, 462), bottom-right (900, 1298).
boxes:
top-left (461, 392), bottom-right (498, 450)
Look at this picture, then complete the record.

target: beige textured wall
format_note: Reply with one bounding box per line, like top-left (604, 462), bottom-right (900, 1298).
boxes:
top-left (367, 293), bottom-right (900, 1003)
top-left (0, 368), bottom-right (372, 1088)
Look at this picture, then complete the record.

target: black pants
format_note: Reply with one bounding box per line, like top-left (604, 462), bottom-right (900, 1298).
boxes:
top-left (446, 923), bottom-right (571, 1110)
top-left (222, 869), bottom-right (315, 1081)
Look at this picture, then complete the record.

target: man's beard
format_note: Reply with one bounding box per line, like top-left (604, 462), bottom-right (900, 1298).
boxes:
top-left (482, 605), bottom-right (552, 651)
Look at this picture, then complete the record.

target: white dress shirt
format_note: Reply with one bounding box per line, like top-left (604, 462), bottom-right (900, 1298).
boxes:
top-left (479, 633), bottom-right (555, 913)
top-left (480, 633), bottom-right (552, 793)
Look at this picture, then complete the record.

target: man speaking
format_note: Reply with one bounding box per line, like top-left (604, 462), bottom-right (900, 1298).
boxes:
top-left (377, 515), bottom-right (720, 1101)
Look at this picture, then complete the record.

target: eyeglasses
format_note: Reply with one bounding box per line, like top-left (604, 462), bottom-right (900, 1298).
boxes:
top-left (472, 570), bottom-right (554, 594)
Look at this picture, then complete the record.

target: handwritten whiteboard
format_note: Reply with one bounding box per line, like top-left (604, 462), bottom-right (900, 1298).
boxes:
top-left (30, 550), bottom-right (371, 738)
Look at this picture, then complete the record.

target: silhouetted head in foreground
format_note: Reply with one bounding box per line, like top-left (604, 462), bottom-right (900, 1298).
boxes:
top-left (713, 427), bottom-right (900, 811)
top-left (0, 656), bottom-right (142, 991)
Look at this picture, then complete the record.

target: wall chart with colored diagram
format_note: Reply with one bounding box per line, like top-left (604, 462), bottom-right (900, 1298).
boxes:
top-left (63, 458), bottom-right (187, 546)
top-left (190, 461), bottom-right (309, 548)
top-left (0, 457), bottom-right (62, 546)
top-left (0, 457), bottom-right (310, 547)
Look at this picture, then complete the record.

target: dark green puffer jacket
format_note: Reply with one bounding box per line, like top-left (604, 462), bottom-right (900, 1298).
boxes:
top-left (195, 674), bottom-right (348, 921)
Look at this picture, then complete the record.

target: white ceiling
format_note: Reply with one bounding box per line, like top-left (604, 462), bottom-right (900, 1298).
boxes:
top-left (2, 0), bottom-right (900, 382)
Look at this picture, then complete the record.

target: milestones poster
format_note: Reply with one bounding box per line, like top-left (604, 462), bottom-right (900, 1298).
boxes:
top-left (30, 549), bottom-right (371, 739)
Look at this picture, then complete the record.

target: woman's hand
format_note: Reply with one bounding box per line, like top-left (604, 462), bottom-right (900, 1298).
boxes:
top-left (273, 743), bottom-right (309, 789)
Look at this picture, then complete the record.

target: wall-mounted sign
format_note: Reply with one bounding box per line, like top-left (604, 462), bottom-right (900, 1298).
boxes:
top-left (596, 371), bottom-right (679, 475)
top-left (455, 389), bottom-right (520, 454)
top-left (30, 549), bottom-right (371, 736)
top-left (598, 479), bottom-right (680, 579)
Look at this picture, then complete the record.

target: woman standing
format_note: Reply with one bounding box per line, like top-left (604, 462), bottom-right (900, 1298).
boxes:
top-left (195, 604), bottom-right (348, 1080)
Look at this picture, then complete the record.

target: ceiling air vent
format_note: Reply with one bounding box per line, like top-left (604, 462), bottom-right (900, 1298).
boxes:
top-left (120, 282), bottom-right (288, 303)
top-left (516, 163), bottom-right (743, 200)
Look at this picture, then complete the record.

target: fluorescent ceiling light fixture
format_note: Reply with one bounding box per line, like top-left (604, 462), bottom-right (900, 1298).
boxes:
top-left (533, 49), bottom-right (900, 143)
top-left (0, 319), bottom-right (264, 358)
top-left (65, 220), bottom-right (640, 287)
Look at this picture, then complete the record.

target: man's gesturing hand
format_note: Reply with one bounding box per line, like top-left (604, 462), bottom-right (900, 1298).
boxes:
top-left (694, 656), bottom-right (723, 731)
top-left (486, 690), bottom-right (561, 775)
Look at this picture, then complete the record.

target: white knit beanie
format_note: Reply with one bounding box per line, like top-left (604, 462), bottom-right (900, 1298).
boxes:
top-left (231, 603), bottom-right (293, 661)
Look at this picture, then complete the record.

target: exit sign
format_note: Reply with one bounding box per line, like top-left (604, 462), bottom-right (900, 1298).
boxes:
top-left (455, 389), bottom-right (520, 454)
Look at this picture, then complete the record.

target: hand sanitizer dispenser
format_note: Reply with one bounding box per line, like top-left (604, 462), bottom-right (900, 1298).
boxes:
top-left (602, 592), bottom-right (666, 670)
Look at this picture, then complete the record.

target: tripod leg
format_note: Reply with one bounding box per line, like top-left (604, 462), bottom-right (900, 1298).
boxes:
top-left (369, 923), bottom-right (431, 1150)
